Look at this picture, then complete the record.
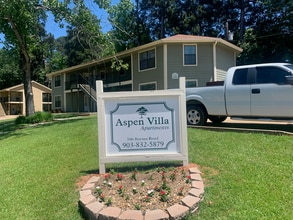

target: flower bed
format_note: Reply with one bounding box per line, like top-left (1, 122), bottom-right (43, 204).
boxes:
top-left (78, 164), bottom-right (204, 220)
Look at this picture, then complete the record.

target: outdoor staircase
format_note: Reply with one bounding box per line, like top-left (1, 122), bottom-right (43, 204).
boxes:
top-left (77, 73), bottom-right (97, 104)
top-left (0, 102), bottom-right (7, 116)
top-left (79, 84), bottom-right (97, 102)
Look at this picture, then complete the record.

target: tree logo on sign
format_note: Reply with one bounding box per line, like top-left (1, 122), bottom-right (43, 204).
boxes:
top-left (136, 107), bottom-right (148, 118)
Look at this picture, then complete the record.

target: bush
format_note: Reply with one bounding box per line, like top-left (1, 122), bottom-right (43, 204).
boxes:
top-left (15, 116), bottom-right (27, 125)
top-left (15, 112), bottom-right (53, 125)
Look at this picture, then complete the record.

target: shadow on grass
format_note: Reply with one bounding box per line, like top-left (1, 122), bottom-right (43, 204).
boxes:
top-left (0, 117), bottom-right (90, 141)
top-left (202, 121), bottom-right (293, 135)
top-left (80, 161), bottom-right (185, 175)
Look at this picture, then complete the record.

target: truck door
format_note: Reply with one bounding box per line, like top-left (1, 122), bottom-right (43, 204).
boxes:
top-left (251, 66), bottom-right (293, 117)
top-left (225, 68), bottom-right (252, 116)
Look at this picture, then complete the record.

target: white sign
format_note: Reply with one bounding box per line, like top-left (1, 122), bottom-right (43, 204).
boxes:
top-left (111, 102), bottom-right (174, 152)
top-left (97, 78), bottom-right (188, 173)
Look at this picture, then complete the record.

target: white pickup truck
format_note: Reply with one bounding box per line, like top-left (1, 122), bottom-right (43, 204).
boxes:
top-left (186, 63), bottom-right (293, 125)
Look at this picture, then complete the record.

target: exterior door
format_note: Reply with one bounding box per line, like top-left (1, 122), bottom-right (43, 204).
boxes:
top-left (251, 66), bottom-right (293, 117)
top-left (225, 68), bottom-right (252, 116)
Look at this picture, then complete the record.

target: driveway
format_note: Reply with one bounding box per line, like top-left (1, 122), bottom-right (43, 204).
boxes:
top-left (203, 117), bottom-right (293, 135)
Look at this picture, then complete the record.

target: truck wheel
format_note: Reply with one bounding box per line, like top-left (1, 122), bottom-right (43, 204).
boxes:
top-left (187, 105), bottom-right (207, 126)
top-left (208, 116), bottom-right (227, 124)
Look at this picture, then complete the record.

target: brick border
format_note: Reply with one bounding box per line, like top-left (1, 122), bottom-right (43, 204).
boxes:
top-left (79, 167), bottom-right (204, 220)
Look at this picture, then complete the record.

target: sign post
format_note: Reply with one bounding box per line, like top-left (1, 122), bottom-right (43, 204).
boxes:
top-left (96, 78), bottom-right (188, 173)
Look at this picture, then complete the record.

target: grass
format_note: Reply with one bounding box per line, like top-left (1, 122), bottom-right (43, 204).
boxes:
top-left (0, 115), bottom-right (292, 219)
top-left (188, 130), bottom-right (293, 219)
top-left (0, 116), bottom-right (98, 220)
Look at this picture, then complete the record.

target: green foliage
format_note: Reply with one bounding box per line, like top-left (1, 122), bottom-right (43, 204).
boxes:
top-left (15, 111), bottom-right (53, 125)
top-left (0, 116), bottom-right (98, 219)
top-left (107, 0), bottom-right (151, 52)
top-left (0, 49), bottom-right (22, 90)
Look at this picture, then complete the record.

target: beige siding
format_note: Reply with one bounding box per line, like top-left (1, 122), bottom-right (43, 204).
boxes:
top-left (132, 46), bottom-right (165, 91)
top-left (32, 86), bottom-right (44, 112)
top-left (215, 45), bottom-right (236, 81)
top-left (167, 43), bottom-right (214, 88)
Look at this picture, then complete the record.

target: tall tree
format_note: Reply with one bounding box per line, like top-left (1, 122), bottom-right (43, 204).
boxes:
top-left (108, 0), bottom-right (151, 52)
top-left (237, 0), bottom-right (293, 64)
top-left (0, 0), bottom-right (50, 116)
top-left (0, 0), bottom-right (112, 115)
top-left (0, 48), bottom-right (22, 89)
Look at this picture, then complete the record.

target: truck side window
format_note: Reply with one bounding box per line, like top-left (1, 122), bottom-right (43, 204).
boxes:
top-left (256, 67), bottom-right (290, 84)
top-left (232, 68), bottom-right (248, 85)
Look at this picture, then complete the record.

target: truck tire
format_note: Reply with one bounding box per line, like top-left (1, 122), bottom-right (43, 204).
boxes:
top-left (208, 116), bottom-right (227, 124)
top-left (186, 105), bottom-right (207, 126)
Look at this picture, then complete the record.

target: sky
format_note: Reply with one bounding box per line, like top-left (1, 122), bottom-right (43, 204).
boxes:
top-left (46, 0), bottom-right (120, 38)
top-left (0, 0), bottom-right (120, 46)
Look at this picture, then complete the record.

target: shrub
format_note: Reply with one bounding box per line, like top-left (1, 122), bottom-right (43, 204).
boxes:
top-left (15, 116), bottom-right (27, 125)
top-left (15, 112), bottom-right (53, 125)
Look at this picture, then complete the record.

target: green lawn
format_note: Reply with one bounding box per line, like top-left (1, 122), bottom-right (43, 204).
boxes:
top-left (0, 116), bottom-right (292, 219)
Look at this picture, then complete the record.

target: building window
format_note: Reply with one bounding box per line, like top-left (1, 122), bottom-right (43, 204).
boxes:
top-left (186, 79), bottom-right (198, 88)
top-left (139, 48), bottom-right (156, 71)
top-left (139, 82), bottom-right (157, 91)
top-left (42, 93), bottom-right (52, 102)
top-left (184, 45), bottom-right (197, 65)
top-left (54, 95), bottom-right (61, 108)
top-left (55, 75), bottom-right (61, 87)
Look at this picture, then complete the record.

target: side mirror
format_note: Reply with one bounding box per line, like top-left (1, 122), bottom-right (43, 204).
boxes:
top-left (285, 75), bottom-right (293, 85)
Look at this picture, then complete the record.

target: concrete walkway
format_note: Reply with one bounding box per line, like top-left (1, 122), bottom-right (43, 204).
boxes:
top-left (0, 115), bottom-right (18, 121)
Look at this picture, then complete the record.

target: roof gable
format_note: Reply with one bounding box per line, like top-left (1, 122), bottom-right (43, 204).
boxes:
top-left (0, 81), bottom-right (51, 93)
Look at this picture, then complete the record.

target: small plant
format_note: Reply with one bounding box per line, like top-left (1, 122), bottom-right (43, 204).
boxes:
top-left (105, 197), bottom-right (112, 206)
top-left (147, 189), bottom-right (154, 197)
top-left (95, 186), bottom-right (102, 196)
top-left (116, 173), bottom-right (123, 181)
top-left (159, 189), bottom-right (168, 202)
top-left (170, 172), bottom-right (176, 181)
top-left (178, 187), bottom-right (184, 196)
top-left (132, 187), bottom-right (137, 194)
top-left (161, 180), bottom-right (169, 190)
top-left (109, 169), bottom-right (115, 175)
top-left (117, 185), bottom-right (124, 196)
top-left (144, 195), bottom-right (151, 202)
top-left (161, 171), bottom-right (165, 180)
top-left (154, 185), bottom-right (160, 192)
top-left (186, 175), bottom-right (192, 184)
top-left (134, 204), bottom-right (141, 210)
top-left (141, 180), bottom-right (145, 186)
top-left (181, 169), bottom-right (186, 178)
top-left (131, 169), bottom-right (137, 181)
top-left (104, 173), bottom-right (111, 181)
top-left (100, 193), bottom-right (105, 202)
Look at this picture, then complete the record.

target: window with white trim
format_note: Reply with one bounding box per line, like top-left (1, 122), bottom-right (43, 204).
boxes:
top-left (54, 95), bottom-right (61, 108)
top-left (184, 45), bottom-right (197, 65)
top-left (139, 48), bottom-right (156, 71)
top-left (185, 79), bottom-right (198, 88)
top-left (139, 82), bottom-right (157, 91)
top-left (55, 75), bottom-right (61, 87)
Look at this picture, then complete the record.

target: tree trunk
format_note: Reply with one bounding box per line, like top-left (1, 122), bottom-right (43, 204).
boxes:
top-left (239, 0), bottom-right (245, 42)
top-left (23, 61), bottom-right (35, 116)
top-left (7, 16), bottom-right (35, 116)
